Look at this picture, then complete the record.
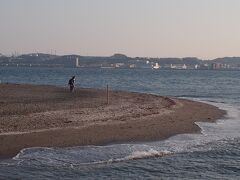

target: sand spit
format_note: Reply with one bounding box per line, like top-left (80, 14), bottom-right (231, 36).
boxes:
top-left (0, 84), bottom-right (225, 157)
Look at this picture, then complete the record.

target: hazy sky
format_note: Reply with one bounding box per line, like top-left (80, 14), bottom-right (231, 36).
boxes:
top-left (1, 0), bottom-right (240, 59)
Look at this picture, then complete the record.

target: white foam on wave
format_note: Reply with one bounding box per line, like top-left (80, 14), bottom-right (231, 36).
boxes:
top-left (197, 101), bottom-right (240, 140)
top-left (11, 144), bottom-right (174, 166)
top-left (97, 150), bottom-right (172, 166)
top-left (13, 147), bottom-right (54, 160)
top-left (148, 98), bottom-right (240, 154)
top-left (9, 98), bottom-right (240, 166)
top-left (73, 149), bottom-right (173, 166)
top-left (120, 149), bottom-right (172, 161)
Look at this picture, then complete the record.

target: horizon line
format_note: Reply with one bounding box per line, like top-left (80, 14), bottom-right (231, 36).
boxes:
top-left (2, 52), bottom-right (240, 61)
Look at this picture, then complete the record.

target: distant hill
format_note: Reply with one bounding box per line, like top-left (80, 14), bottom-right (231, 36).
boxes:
top-left (5, 53), bottom-right (58, 65)
top-left (1, 52), bottom-right (240, 69)
top-left (182, 57), bottom-right (202, 65)
top-left (212, 57), bottom-right (240, 64)
top-left (47, 55), bottom-right (80, 67)
top-left (110, 53), bottom-right (129, 59)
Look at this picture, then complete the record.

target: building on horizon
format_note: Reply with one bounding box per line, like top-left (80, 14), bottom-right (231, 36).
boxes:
top-left (76, 57), bottom-right (79, 67)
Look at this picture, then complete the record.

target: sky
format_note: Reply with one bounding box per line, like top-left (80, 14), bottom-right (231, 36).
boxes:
top-left (0, 0), bottom-right (240, 59)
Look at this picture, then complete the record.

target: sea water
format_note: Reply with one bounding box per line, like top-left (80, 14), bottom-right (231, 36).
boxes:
top-left (0, 67), bottom-right (239, 179)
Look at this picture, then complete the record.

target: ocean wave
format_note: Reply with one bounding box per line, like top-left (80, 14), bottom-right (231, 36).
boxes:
top-left (114, 149), bottom-right (173, 162)
top-left (12, 144), bottom-right (173, 165)
top-left (6, 98), bottom-right (240, 169)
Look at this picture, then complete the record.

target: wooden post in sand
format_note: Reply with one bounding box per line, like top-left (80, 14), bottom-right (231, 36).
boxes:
top-left (107, 85), bottom-right (109, 105)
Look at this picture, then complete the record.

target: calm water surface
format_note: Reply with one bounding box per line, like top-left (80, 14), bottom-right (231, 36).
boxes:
top-left (0, 67), bottom-right (239, 179)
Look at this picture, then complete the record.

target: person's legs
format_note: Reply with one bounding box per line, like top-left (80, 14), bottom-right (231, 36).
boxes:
top-left (70, 85), bottom-right (74, 92)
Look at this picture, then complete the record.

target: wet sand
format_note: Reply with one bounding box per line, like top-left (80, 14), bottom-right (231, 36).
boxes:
top-left (0, 83), bottom-right (225, 158)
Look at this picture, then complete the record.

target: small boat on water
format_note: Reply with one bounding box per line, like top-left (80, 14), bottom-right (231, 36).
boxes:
top-left (152, 63), bottom-right (160, 69)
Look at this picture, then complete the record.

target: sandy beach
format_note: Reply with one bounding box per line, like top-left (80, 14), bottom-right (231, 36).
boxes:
top-left (0, 83), bottom-right (225, 158)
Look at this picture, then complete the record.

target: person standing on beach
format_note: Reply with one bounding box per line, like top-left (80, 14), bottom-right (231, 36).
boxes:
top-left (68, 76), bottom-right (75, 92)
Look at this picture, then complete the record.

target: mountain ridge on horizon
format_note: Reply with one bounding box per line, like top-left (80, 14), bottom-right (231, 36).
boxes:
top-left (1, 52), bottom-right (240, 61)
top-left (0, 52), bottom-right (240, 69)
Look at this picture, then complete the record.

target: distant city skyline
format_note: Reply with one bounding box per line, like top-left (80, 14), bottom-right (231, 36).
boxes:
top-left (1, 0), bottom-right (240, 59)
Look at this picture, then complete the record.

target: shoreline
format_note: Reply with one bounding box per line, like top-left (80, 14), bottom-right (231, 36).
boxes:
top-left (0, 83), bottom-right (226, 158)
